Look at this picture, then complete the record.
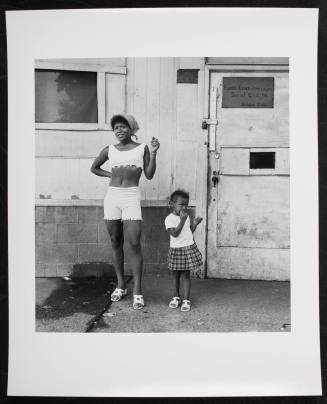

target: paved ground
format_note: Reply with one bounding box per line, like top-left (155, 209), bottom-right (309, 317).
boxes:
top-left (36, 275), bottom-right (290, 333)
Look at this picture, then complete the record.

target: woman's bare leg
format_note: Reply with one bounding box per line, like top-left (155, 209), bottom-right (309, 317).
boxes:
top-left (123, 220), bottom-right (143, 295)
top-left (105, 220), bottom-right (125, 289)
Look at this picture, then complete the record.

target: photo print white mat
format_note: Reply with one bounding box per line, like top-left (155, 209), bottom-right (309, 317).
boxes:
top-left (7, 8), bottom-right (321, 397)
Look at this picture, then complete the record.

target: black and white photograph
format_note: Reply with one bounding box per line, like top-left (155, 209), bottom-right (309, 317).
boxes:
top-left (34, 57), bottom-right (290, 333)
top-left (7, 8), bottom-right (320, 397)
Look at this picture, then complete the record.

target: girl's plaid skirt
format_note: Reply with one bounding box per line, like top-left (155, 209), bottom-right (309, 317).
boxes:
top-left (168, 243), bottom-right (203, 271)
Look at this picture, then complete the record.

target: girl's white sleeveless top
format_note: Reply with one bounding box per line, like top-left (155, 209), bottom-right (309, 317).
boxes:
top-left (108, 143), bottom-right (146, 171)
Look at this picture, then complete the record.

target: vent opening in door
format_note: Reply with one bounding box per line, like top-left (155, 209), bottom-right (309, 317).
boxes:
top-left (250, 152), bottom-right (275, 169)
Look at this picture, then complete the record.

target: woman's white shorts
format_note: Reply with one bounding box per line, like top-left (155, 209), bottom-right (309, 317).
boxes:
top-left (104, 186), bottom-right (142, 221)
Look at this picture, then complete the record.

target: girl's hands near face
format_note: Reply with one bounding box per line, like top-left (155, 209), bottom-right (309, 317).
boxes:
top-left (150, 137), bottom-right (160, 153)
top-left (179, 208), bottom-right (189, 220)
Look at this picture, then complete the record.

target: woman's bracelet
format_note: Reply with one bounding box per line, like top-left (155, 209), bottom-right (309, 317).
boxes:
top-left (150, 151), bottom-right (157, 156)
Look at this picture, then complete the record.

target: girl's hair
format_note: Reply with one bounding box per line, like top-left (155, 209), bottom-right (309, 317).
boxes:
top-left (170, 189), bottom-right (189, 202)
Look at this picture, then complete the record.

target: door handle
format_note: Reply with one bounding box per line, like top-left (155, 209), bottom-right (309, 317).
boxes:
top-left (212, 171), bottom-right (219, 187)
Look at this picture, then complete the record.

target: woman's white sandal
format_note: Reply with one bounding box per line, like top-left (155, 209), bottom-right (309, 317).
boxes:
top-left (110, 288), bottom-right (127, 302)
top-left (133, 295), bottom-right (145, 310)
top-left (181, 299), bottom-right (191, 312)
top-left (168, 297), bottom-right (180, 309)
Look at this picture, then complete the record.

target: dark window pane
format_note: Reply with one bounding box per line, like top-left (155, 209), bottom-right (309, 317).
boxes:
top-left (250, 152), bottom-right (275, 169)
top-left (177, 69), bottom-right (199, 84)
top-left (35, 69), bottom-right (98, 123)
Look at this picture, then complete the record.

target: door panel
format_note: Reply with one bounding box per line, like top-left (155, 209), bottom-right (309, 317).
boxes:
top-left (207, 70), bottom-right (290, 280)
top-left (218, 73), bottom-right (289, 148)
top-left (214, 247), bottom-right (290, 280)
top-left (217, 176), bottom-right (290, 249)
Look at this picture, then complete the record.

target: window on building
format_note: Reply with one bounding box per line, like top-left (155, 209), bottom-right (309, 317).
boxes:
top-left (34, 61), bottom-right (127, 130)
top-left (35, 69), bottom-right (98, 123)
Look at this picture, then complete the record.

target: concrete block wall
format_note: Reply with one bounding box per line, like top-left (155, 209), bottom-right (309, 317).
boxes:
top-left (35, 206), bottom-right (178, 278)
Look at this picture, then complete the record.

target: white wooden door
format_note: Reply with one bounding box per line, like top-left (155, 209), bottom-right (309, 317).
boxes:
top-left (207, 69), bottom-right (290, 280)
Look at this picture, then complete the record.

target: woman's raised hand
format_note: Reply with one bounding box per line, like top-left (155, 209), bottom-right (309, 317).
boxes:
top-left (194, 217), bottom-right (203, 225)
top-left (150, 137), bottom-right (160, 153)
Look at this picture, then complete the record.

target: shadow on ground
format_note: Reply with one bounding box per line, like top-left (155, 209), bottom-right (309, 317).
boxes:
top-left (36, 277), bottom-right (111, 318)
top-left (35, 275), bottom-right (121, 332)
top-left (36, 274), bottom-right (290, 333)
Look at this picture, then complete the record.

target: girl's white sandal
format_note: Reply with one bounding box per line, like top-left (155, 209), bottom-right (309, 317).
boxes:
top-left (110, 288), bottom-right (127, 302)
top-left (168, 297), bottom-right (181, 309)
top-left (181, 299), bottom-right (191, 312)
top-left (133, 295), bottom-right (145, 310)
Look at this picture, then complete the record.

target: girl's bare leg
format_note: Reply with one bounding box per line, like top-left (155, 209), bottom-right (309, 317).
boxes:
top-left (105, 220), bottom-right (125, 289)
top-left (180, 270), bottom-right (191, 300)
top-left (172, 271), bottom-right (181, 297)
top-left (123, 220), bottom-right (143, 295)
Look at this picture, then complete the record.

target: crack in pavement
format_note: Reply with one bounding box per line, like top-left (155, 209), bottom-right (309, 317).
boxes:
top-left (85, 276), bottom-right (133, 333)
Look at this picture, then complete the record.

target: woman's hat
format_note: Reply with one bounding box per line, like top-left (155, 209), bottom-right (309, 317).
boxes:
top-left (110, 114), bottom-right (139, 135)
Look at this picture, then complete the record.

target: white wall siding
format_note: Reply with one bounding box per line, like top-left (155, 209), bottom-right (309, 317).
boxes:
top-left (36, 158), bottom-right (109, 200)
top-left (35, 131), bottom-right (115, 158)
top-left (157, 58), bottom-right (177, 201)
top-left (144, 57), bottom-right (161, 200)
top-left (35, 57), bottom-right (206, 208)
top-left (105, 73), bottom-right (126, 122)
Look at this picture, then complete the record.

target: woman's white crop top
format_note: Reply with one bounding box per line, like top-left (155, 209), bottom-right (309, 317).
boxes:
top-left (108, 143), bottom-right (146, 171)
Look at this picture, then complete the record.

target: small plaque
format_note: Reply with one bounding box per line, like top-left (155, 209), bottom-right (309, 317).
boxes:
top-left (222, 77), bottom-right (274, 108)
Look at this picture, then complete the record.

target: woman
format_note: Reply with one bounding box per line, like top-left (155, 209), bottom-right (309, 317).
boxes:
top-left (91, 114), bottom-right (160, 309)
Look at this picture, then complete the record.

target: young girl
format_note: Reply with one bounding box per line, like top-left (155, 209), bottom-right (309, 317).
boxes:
top-left (164, 189), bottom-right (203, 311)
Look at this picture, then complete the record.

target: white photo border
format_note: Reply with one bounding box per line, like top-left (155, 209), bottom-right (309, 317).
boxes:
top-left (7, 8), bottom-right (320, 397)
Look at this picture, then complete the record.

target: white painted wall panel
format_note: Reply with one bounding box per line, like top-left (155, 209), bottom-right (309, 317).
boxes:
top-left (174, 80), bottom-right (203, 202)
top-left (35, 130), bottom-right (115, 157)
top-left (208, 247), bottom-right (290, 280)
top-left (105, 73), bottom-right (126, 122)
top-left (217, 176), bottom-right (290, 248)
top-left (126, 58), bottom-right (205, 202)
top-left (176, 84), bottom-right (199, 142)
top-left (174, 140), bottom-right (198, 200)
top-left (178, 57), bottom-right (205, 69)
top-left (157, 58), bottom-right (176, 201)
top-left (130, 58), bottom-right (148, 201)
top-left (35, 57), bottom-right (205, 204)
top-left (126, 58), bottom-right (135, 115)
top-left (144, 58), bottom-right (161, 200)
top-left (36, 158), bottom-right (109, 200)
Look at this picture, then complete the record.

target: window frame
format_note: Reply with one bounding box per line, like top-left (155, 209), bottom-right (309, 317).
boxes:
top-left (35, 60), bottom-right (127, 130)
